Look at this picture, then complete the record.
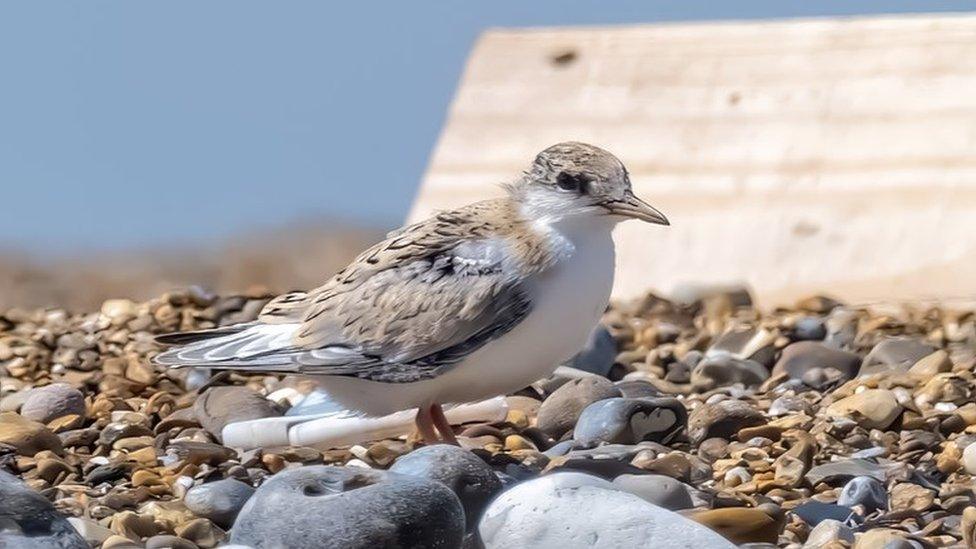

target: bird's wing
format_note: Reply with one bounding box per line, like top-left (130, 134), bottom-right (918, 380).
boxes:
top-left (155, 200), bottom-right (547, 383)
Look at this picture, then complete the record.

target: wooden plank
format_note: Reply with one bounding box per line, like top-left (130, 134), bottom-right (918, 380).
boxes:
top-left (410, 14), bottom-right (976, 305)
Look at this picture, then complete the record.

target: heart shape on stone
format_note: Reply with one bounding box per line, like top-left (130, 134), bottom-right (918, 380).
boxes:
top-left (630, 408), bottom-right (677, 442)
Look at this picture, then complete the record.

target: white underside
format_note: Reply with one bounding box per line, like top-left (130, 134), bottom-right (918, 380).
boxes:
top-left (317, 216), bottom-right (618, 416)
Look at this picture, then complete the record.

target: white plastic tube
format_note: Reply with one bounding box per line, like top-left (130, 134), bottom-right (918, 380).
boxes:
top-left (221, 396), bottom-right (509, 450)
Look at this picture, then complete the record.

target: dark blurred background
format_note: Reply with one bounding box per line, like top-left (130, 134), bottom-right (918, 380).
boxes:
top-left (1, 1), bottom-right (971, 309)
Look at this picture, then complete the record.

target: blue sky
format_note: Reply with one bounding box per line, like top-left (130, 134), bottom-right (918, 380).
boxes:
top-left (1, 1), bottom-right (972, 253)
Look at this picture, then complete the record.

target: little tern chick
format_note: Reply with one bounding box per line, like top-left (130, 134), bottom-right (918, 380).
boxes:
top-left (154, 142), bottom-right (668, 443)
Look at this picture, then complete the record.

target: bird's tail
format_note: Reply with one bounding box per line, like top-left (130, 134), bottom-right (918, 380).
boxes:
top-left (152, 322), bottom-right (300, 368)
top-left (154, 323), bottom-right (254, 346)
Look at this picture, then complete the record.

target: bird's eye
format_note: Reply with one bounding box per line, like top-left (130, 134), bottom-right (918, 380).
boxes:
top-left (556, 172), bottom-right (589, 194)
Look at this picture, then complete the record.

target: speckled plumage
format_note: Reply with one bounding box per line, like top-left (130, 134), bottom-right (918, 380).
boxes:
top-left (154, 142), bottom-right (668, 417)
top-left (155, 199), bottom-right (557, 383)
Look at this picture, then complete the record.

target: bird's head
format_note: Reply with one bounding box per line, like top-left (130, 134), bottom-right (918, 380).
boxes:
top-left (511, 142), bottom-right (669, 226)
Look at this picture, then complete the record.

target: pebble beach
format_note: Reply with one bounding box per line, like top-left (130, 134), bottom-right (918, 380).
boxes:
top-left (2, 285), bottom-right (976, 548)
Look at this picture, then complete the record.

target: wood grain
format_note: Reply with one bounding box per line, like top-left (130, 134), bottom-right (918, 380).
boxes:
top-left (411, 14), bottom-right (976, 306)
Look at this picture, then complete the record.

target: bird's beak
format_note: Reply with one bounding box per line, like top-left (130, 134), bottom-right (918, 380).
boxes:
top-left (603, 192), bottom-right (670, 225)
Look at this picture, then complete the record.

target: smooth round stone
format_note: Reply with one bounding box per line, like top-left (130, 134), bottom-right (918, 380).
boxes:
top-left (838, 476), bottom-right (887, 512)
top-left (687, 399), bottom-right (764, 445)
top-left (389, 444), bottom-right (502, 527)
top-left (564, 325), bottom-right (617, 376)
top-left (478, 472), bottom-right (735, 549)
top-left (193, 386), bottom-right (282, 441)
top-left (183, 478), bottom-right (255, 529)
top-left (689, 507), bottom-right (781, 545)
top-left (611, 473), bottom-right (694, 510)
top-left (0, 471), bottom-right (88, 549)
top-left (826, 390), bottom-right (902, 430)
top-left (907, 350), bottom-right (952, 378)
top-left (861, 337), bottom-right (938, 376)
top-left (231, 466), bottom-right (464, 549)
top-left (536, 376), bottom-right (620, 439)
top-left (793, 316), bottom-right (827, 341)
top-left (19, 384), bottom-right (86, 424)
top-left (772, 342), bottom-right (861, 382)
top-left (0, 411), bottom-right (64, 456)
top-left (573, 397), bottom-right (687, 446)
top-left (804, 519), bottom-right (854, 547)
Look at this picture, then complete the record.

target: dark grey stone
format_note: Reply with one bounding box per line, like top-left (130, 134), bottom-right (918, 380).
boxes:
top-left (792, 501), bottom-right (859, 526)
top-left (390, 445), bottom-right (501, 528)
top-left (563, 325), bottom-right (617, 376)
top-left (536, 376), bottom-right (620, 439)
top-left (573, 397), bottom-right (686, 446)
top-left (0, 470), bottom-right (88, 549)
top-left (85, 463), bottom-right (128, 485)
top-left (183, 477), bottom-right (255, 529)
top-left (837, 476), bottom-right (887, 512)
top-left (231, 466), bottom-right (464, 549)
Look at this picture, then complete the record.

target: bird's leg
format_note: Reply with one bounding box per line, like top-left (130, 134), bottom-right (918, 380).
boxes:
top-left (429, 403), bottom-right (459, 445)
top-left (414, 405), bottom-right (440, 444)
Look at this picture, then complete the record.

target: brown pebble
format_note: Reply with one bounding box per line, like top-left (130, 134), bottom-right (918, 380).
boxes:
top-left (690, 507), bottom-right (782, 545)
top-left (110, 510), bottom-right (159, 539)
top-left (174, 518), bottom-right (225, 549)
top-left (0, 411), bottom-right (64, 455)
top-left (262, 453), bottom-right (286, 473)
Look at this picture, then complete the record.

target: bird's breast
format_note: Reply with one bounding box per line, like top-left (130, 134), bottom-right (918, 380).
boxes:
top-left (528, 227), bottom-right (616, 351)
